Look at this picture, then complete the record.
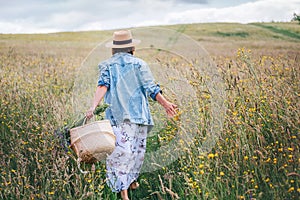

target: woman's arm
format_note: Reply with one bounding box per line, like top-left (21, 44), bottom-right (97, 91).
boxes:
top-left (155, 92), bottom-right (177, 117)
top-left (86, 85), bottom-right (108, 119)
top-left (136, 61), bottom-right (177, 117)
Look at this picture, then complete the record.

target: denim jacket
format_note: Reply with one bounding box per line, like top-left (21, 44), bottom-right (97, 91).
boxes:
top-left (97, 52), bottom-right (161, 129)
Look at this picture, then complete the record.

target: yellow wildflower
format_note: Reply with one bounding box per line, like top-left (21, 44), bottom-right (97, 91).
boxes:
top-left (208, 153), bottom-right (215, 159)
top-left (288, 187), bottom-right (294, 193)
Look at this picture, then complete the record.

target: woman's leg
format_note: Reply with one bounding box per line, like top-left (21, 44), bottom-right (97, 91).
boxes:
top-left (120, 189), bottom-right (129, 200)
top-left (130, 181), bottom-right (139, 189)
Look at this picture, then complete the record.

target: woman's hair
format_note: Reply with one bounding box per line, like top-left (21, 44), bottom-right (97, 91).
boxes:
top-left (112, 47), bottom-right (135, 55)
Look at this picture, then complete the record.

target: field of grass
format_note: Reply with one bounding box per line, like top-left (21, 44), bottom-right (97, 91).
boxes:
top-left (0, 22), bottom-right (299, 199)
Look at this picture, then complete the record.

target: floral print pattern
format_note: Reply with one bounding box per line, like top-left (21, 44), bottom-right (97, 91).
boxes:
top-left (106, 121), bottom-right (148, 192)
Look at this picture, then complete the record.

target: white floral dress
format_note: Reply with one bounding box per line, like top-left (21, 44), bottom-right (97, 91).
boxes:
top-left (106, 122), bottom-right (148, 192)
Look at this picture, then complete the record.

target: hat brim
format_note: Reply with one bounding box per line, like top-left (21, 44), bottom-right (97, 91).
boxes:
top-left (105, 39), bottom-right (141, 48)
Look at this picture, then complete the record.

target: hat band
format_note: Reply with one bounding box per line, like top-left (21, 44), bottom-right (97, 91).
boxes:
top-left (113, 39), bottom-right (132, 45)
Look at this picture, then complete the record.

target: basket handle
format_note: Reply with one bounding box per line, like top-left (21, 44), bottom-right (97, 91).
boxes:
top-left (82, 115), bottom-right (96, 125)
top-left (83, 117), bottom-right (88, 125)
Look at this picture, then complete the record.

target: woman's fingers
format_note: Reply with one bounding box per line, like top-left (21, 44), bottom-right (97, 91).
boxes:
top-left (166, 103), bottom-right (178, 117)
top-left (86, 109), bottom-right (94, 119)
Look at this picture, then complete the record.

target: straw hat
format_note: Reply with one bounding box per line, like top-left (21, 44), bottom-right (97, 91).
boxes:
top-left (105, 30), bottom-right (141, 48)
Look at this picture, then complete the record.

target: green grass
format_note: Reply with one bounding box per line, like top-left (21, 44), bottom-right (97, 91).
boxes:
top-left (214, 31), bottom-right (249, 38)
top-left (251, 23), bottom-right (300, 40)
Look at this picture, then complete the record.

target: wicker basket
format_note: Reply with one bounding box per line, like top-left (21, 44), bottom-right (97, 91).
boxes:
top-left (70, 120), bottom-right (115, 163)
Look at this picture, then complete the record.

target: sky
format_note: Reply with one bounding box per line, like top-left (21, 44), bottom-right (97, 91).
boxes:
top-left (0, 0), bottom-right (299, 33)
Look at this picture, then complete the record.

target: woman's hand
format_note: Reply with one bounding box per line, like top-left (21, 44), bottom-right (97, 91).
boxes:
top-left (163, 101), bottom-right (178, 118)
top-left (86, 107), bottom-right (95, 119)
top-left (155, 93), bottom-right (178, 118)
top-left (86, 86), bottom-right (108, 120)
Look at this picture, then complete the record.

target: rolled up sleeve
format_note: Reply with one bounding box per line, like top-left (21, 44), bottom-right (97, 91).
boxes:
top-left (137, 62), bottom-right (162, 101)
top-left (97, 63), bottom-right (110, 88)
top-left (149, 84), bottom-right (162, 101)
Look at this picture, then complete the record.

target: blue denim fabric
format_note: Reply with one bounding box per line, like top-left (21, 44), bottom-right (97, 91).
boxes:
top-left (97, 52), bottom-right (161, 129)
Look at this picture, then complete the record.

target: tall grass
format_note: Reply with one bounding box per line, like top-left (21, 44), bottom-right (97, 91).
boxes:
top-left (1, 37), bottom-right (299, 199)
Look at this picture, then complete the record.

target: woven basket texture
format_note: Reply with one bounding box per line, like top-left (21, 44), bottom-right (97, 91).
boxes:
top-left (70, 120), bottom-right (115, 163)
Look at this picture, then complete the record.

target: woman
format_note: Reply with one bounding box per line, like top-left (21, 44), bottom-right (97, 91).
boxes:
top-left (86, 30), bottom-right (177, 200)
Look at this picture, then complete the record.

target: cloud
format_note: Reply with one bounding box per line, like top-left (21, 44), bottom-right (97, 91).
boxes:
top-left (0, 20), bottom-right (60, 34)
top-left (0, 0), bottom-right (299, 33)
top-left (172, 0), bottom-right (208, 4)
top-left (75, 22), bottom-right (104, 31)
top-left (137, 0), bottom-right (300, 26)
top-left (0, 0), bottom-right (135, 33)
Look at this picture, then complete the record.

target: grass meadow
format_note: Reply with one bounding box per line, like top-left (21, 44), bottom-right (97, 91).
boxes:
top-left (0, 22), bottom-right (299, 199)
